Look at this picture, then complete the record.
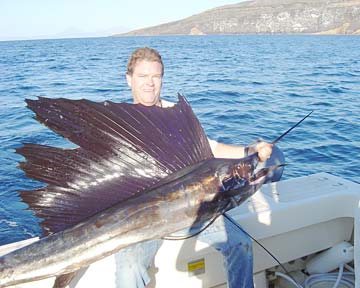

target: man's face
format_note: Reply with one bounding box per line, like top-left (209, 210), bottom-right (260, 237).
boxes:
top-left (126, 60), bottom-right (163, 106)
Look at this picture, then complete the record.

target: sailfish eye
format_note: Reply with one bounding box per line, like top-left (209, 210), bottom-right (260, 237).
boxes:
top-left (221, 176), bottom-right (236, 191)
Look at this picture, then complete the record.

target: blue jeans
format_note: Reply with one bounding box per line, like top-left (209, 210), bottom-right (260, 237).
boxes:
top-left (115, 146), bottom-right (284, 288)
top-left (115, 239), bottom-right (162, 287)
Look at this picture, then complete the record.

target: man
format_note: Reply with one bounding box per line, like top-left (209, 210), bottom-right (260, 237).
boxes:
top-left (115, 47), bottom-right (283, 287)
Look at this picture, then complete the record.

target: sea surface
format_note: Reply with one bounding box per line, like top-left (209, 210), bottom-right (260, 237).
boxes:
top-left (0, 35), bottom-right (359, 245)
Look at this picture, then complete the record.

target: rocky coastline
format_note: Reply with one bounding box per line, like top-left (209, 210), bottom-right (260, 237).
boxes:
top-left (114, 0), bottom-right (360, 36)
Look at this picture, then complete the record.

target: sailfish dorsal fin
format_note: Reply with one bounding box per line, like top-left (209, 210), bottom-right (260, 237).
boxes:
top-left (18, 95), bottom-right (213, 235)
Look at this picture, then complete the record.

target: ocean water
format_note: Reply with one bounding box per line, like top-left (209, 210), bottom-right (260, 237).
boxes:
top-left (0, 35), bottom-right (359, 245)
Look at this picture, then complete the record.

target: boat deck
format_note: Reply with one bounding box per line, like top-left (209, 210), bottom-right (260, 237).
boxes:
top-left (1, 172), bottom-right (359, 288)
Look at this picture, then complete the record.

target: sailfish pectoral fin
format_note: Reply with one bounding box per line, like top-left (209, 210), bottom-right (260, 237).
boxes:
top-left (53, 271), bottom-right (79, 288)
top-left (250, 164), bottom-right (286, 184)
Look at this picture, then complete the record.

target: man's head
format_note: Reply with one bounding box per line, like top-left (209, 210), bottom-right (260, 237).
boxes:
top-left (126, 47), bottom-right (164, 106)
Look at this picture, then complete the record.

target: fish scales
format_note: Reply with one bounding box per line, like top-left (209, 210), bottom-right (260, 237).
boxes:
top-left (0, 157), bottom-right (259, 287)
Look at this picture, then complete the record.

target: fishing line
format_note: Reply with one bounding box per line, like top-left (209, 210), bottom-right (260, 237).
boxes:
top-left (163, 208), bottom-right (301, 285)
top-left (162, 201), bottom-right (289, 274)
top-left (162, 204), bottom-right (301, 285)
top-left (162, 212), bottom-right (223, 241)
top-left (162, 201), bottom-right (233, 241)
top-left (222, 211), bottom-right (303, 287)
top-left (222, 212), bottom-right (289, 274)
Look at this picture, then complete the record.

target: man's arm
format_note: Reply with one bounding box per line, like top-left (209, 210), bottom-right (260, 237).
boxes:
top-left (211, 140), bottom-right (273, 162)
top-left (159, 99), bottom-right (273, 162)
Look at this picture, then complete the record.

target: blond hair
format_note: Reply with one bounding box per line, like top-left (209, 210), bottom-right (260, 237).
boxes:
top-left (127, 47), bottom-right (164, 76)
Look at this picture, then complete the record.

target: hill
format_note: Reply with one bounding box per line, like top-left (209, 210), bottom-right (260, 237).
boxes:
top-left (114, 0), bottom-right (360, 36)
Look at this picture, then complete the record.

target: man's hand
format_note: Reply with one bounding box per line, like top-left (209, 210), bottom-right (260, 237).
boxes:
top-left (252, 141), bottom-right (273, 162)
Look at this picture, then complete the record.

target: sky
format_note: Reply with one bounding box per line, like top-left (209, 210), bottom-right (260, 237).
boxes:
top-left (0, 0), bottom-right (243, 41)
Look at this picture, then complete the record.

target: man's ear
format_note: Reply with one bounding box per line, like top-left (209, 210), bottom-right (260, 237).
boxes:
top-left (126, 73), bottom-right (132, 88)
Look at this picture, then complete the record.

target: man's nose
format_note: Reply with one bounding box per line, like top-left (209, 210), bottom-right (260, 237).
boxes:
top-left (146, 76), bottom-right (154, 85)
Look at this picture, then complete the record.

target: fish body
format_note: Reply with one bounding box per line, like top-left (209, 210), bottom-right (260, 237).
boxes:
top-left (0, 95), bottom-right (291, 287)
top-left (0, 155), bottom-right (268, 287)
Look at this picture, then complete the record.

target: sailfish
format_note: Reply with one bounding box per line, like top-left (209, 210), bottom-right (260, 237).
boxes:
top-left (0, 95), bottom-right (285, 287)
